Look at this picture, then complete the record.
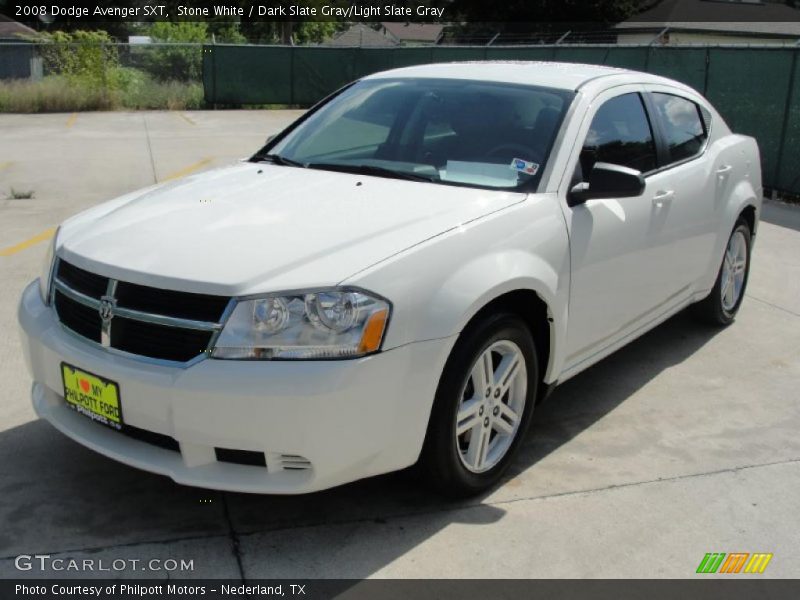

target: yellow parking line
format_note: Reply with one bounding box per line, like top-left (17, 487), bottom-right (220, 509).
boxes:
top-left (0, 227), bottom-right (55, 257)
top-left (162, 157), bottom-right (213, 182)
top-left (65, 113), bottom-right (78, 128)
top-left (177, 112), bottom-right (196, 126)
top-left (1, 158), bottom-right (213, 257)
top-left (0, 161), bottom-right (13, 171)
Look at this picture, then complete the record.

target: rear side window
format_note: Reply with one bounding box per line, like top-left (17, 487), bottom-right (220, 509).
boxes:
top-left (651, 93), bottom-right (708, 164)
top-left (580, 93), bottom-right (657, 175)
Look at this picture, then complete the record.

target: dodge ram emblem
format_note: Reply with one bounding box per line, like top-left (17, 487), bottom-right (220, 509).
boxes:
top-left (99, 295), bottom-right (116, 322)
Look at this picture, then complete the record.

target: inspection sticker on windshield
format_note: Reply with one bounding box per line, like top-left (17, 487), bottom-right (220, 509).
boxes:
top-left (510, 158), bottom-right (539, 175)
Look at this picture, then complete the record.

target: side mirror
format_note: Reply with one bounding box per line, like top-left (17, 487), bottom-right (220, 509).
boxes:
top-left (568, 162), bottom-right (645, 206)
top-left (265, 133), bottom-right (277, 145)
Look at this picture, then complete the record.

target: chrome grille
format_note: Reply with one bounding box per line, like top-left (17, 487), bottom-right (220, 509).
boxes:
top-left (52, 259), bottom-right (232, 364)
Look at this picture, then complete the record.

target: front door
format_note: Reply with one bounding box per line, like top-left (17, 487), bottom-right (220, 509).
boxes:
top-left (563, 89), bottom-right (680, 370)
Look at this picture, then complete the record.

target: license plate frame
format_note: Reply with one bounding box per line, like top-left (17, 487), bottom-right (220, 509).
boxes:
top-left (61, 362), bottom-right (124, 431)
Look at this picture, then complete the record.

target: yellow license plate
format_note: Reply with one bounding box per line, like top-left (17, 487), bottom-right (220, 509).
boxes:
top-left (61, 363), bottom-right (123, 431)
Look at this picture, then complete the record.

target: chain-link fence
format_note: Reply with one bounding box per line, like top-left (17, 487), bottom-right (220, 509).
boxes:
top-left (0, 42), bottom-right (204, 111)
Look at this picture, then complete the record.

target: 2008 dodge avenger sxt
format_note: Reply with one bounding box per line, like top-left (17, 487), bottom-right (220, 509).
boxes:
top-left (18, 62), bottom-right (761, 496)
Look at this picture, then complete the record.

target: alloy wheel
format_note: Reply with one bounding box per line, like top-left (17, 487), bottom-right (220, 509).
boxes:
top-left (721, 230), bottom-right (748, 312)
top-left (455, 340), bottom-right (528, 473)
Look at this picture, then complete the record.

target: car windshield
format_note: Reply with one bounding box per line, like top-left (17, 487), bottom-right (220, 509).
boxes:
top-left (258, 78), bottom-right (574, 191)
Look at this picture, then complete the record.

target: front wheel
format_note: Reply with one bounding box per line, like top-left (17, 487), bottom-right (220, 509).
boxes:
top-left (694, 220), bottom-right (752, 326)
top-left (420, 313), bottom-right (538, 497)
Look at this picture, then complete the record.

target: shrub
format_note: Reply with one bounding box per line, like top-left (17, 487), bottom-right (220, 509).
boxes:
top-left (0, 72), bottom-right (204, 112)
top-left (36, 30), bottom-right (120, 90)
top-left (144, 22), bottom-right (207, 82)
top-left (0, 76), bottom-right (114, 112)
top-left (119, 74), bottom-right (204, 110)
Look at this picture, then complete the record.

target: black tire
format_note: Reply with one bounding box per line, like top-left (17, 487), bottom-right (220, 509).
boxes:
top-left (694, 219), bottom-right (752, 326)
top-left (419, 312), bottom-right (538, 498)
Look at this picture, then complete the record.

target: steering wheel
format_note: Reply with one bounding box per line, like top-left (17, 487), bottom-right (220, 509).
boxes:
top-left (486, 143), bottom-right (541, 163)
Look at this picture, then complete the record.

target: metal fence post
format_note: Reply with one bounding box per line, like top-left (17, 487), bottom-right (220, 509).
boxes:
top-left (211, 43), bottom-right (217, 107)
top-left (289, 46), bottom-right (295, 106)
top-left (101, 42), bottom-right (108, 104)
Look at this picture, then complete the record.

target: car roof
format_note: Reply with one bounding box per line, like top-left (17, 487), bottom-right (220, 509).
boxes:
top-left (363, 61), bottom-right (677, 92)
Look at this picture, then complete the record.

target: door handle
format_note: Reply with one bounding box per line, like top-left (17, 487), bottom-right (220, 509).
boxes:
top-left (716, 165), bottom-right (733, 175)
top-left (652, 190), bottom-right (674, 208)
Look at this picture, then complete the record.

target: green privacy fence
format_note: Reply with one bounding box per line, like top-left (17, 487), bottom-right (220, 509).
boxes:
top-left (203, 44), bottom-right (800, 195)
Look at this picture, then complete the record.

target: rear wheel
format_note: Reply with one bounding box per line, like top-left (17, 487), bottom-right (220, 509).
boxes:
top-left (420, 313), bottom-right (538, 497)
top-left (695, 220), bottom-right (752, 326)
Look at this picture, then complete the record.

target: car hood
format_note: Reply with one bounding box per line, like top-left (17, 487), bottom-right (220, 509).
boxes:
top-left (59, 163), bottom-right (525, 296)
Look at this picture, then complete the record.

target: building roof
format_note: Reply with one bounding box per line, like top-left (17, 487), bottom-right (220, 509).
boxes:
top-left (0, 14), bottom-right (38, 39)
top-left (365, 61), bottom-right (678, 92)
top-left (616, 0), bottom-right (800, 37)
top-left (380, 22), bottom-right (444, 43)
top-left (327, 23), bottom-right (397, 47)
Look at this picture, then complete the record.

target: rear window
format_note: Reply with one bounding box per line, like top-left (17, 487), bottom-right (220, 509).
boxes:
top-left (651, 93), bottom-right (708, 164)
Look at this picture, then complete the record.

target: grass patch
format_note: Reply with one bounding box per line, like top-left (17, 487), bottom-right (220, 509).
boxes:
top-left (7, 188), bottom-right (35, 199)
top-left (0, 77), bottom-right (114, 112)
top-left (121, 76), bottom-right (204, 110)
top-left (0, 73), bottom-right (204, 113)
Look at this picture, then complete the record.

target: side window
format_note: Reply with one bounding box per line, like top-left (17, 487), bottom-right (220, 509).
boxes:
top-left (580, 93), bottom-right (657, 177)
top-left (651, 92), bottom-right (708, 164)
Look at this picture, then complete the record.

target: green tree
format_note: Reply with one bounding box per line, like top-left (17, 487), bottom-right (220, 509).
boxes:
top-left (239, 0), bottom-right (348, 44)
top-left (145, 22), bottom-right (207, 81)
top-left (36, 30), bottom-right (120, 88)
top-left (208, 21), bottom-right (248, 44)
top-left (293, 22), bottom-right (342, 44)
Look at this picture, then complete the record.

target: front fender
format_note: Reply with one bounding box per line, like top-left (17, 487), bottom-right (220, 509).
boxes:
top-left (346, 196), bottom-right (570, 383)
top-left (435, 252), bottom-right (565, 383)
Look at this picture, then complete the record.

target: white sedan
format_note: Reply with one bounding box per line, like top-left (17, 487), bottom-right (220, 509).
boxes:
top-left (18, 62), bottom-right (761, 496)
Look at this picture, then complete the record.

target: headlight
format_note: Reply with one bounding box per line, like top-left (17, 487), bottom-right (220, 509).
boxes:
top-left (212, 289), bottom-right (390, 360)
top-left (38, 227), bottom-right (59, 305)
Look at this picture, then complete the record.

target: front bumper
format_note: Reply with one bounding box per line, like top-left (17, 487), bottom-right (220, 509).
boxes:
top-left (18, 281), bottom-right (455, 493)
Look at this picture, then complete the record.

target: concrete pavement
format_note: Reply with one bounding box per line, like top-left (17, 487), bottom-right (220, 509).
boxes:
top-left (0, 111), bottom-right (798, 579)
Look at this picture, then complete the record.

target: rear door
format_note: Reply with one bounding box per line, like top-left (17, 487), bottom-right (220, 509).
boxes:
top-left (642, 88), bottom-right (718, 293)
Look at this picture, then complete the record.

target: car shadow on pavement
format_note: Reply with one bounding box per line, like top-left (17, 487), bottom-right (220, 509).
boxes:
top-left (221, 308), bottom-right (726, 578)
top-left (0, 309), bottom-right (723, 579)
top-left (507, 309), bottom-right (724, 480)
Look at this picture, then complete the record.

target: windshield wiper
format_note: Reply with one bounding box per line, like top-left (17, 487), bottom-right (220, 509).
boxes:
top-left (252, 153), bottom-right (306, 168)
top-left (306, 163), bottom-right (437, 183)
